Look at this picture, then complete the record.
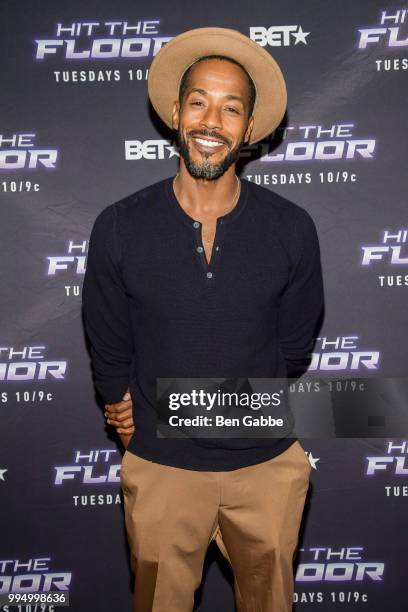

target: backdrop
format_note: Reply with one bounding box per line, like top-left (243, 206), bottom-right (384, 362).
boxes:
top-left (1, 1), bottom-right (407, 610)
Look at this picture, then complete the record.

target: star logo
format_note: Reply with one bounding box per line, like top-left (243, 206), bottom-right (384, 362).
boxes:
top-left (165, 144), bottom-right (180, 158)
top-left (306, 452), bottom-right (320, 470)
top-left (0, 468), bottom-right (8, 481)
top-left (292, 26), bottom-right (310, 45)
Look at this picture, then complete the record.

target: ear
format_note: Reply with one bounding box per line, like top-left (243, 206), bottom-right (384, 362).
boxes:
top-left (244, 115), bottom-right (254, 144)
top-left (172, 100), bottom-right (180, 130)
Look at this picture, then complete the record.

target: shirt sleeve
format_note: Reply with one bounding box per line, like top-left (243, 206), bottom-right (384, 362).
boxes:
top-left (277, 207), bottom-right (324, 378)
top-left (82, 204), bottom-right (135, 404)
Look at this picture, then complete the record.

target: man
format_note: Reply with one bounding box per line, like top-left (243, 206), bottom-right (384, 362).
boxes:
top-left (82, 27), bottom-right (324, 612)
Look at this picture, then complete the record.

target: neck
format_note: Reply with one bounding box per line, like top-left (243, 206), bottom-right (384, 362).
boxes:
top-left (174, 162), bottom-right (239, 219)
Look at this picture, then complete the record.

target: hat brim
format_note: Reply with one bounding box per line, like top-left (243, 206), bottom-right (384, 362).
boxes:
top-left (147, 27), bottom-right (287, 145)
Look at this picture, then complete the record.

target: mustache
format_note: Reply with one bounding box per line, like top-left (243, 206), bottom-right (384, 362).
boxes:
top-left (187, 129), bottom-right (231, 148)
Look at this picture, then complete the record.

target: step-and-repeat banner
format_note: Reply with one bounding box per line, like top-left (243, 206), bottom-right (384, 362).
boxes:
top-left (1, 1), bottom-right (407, 610)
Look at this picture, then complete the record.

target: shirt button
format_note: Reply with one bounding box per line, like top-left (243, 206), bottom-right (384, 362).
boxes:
top-left (206, 271), bottom-right (213, 279)
top-left (193, 221), bottom-right (200, 228)
top-left (196, 246), bottom-right (204, 253)
top-left (215, 245), bottom-right (220, 251)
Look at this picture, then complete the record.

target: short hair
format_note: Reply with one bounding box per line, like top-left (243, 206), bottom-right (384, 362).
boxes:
top-left (178, 54), bottom-right (256, 117)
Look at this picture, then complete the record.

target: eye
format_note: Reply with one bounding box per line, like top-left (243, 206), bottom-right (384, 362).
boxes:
top-left (225, 106), bottom-right (239, 114)
top-left (191, 100), bottom-right (205, 107)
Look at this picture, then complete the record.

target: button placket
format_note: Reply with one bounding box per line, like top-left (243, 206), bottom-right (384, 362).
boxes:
top-left (192, 218), bottom-right (225, 282)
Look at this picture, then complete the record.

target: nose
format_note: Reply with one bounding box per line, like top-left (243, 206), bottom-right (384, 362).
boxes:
top-left (199, 104), bottom-right (222, 130)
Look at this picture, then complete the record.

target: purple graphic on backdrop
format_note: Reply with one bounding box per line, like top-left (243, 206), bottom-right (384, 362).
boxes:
top-left (241, 122), bottom-right (376, 163)
top-left (308, 336), bottom-right (380, 372)
top-left (358, 9), bottom-right (408, 49)
top-left (0, 133), bottom-right (58, 171)
top-left (54, 449), bottom-right (121, 485)
top-left (35, 20), bottom-right (171, 60)
top-left (0, 346), bottom-right (67, 381)
top-left (0, 558), bottom-right (72, 593)
top-left (365, 440), bottom-right (408, 476)
top-left (361, 229), bottom-right (408, 266)
top-left (47, 241), bottom-right (87, 276)
top-left (296, 547), bottom-right (384, 582)
top-left (54, 450), bottom-right (123, 508)
top-left (361, 229), bottom-right (408, 288)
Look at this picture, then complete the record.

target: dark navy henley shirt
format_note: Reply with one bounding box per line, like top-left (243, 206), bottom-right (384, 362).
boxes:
top-left (82, 175), bottom-right (324, 470)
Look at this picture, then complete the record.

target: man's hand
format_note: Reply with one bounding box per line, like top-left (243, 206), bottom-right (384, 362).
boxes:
top-left (104, 387), bottom-right (135, 448)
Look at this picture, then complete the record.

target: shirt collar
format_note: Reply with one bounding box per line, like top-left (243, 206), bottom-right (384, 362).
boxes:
top-left (165, 175), bottom-right (248, 228)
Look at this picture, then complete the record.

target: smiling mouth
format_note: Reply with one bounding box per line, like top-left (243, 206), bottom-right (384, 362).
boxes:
top-left (191, 136), bottom-right (227, 149)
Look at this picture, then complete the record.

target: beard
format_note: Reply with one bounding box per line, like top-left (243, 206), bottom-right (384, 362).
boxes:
top-left (176, 127), bottom-right (245, 180)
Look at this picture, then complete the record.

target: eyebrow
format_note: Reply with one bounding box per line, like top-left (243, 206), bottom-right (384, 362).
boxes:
top-left (188, 87), bottom-right (245, 105)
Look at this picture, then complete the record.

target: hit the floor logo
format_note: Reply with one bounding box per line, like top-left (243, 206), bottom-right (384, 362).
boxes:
top-left (54, 449), bottom-right (121, 485)
top-left (365, 440), bottom-right (408, 476)
top-left (242, 122), bottom-right (376, 163)
top-left (361, 229), bottom-right (408, 266)
top-left (0, 557), bottom-right (71, 593)
top-left (47, 241), bottom-right (87, 276)
top-left (358, 8), bottom-right (408, 49)
top-left (53, 449), bottom-right (123, 507)
top-left (296, 547), bottom-right (384, 582)
top-left (0, 133), bottom-right (58, 171)
top-left (365, 440), bottom-right (408, 498)
top-left (0, 346), bottom-right (67, 381)
top-left (309, 335), bottom-right (380, 372)
top-left (35, 20), bottom-right (171, 60)
top-left (361, 228), bottom-right (408, 287)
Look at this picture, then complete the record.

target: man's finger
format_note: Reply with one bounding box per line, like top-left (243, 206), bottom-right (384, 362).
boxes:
top-left (117, 426), bottom-right (135, 434)
top-left (106, 408), bottom-right (132, 422)
top-left (118, 418), bottom-right (134, 428)
top-left (107, 417), bottom-right (134, 428)
top-left (105, 399), bottom-right (132, 414)
top-left (121, 386), bottom-right (131, 401)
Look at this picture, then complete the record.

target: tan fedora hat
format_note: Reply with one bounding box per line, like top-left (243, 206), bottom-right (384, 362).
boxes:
top-left (147, 27), bottom-right (287, 144)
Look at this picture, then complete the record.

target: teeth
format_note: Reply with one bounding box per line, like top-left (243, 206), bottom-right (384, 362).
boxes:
top-left (193, 137), bottom-right (224, 148)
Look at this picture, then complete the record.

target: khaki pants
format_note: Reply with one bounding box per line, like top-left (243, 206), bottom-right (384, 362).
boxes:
top-left (120, 440), bottom-right (311, 612)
